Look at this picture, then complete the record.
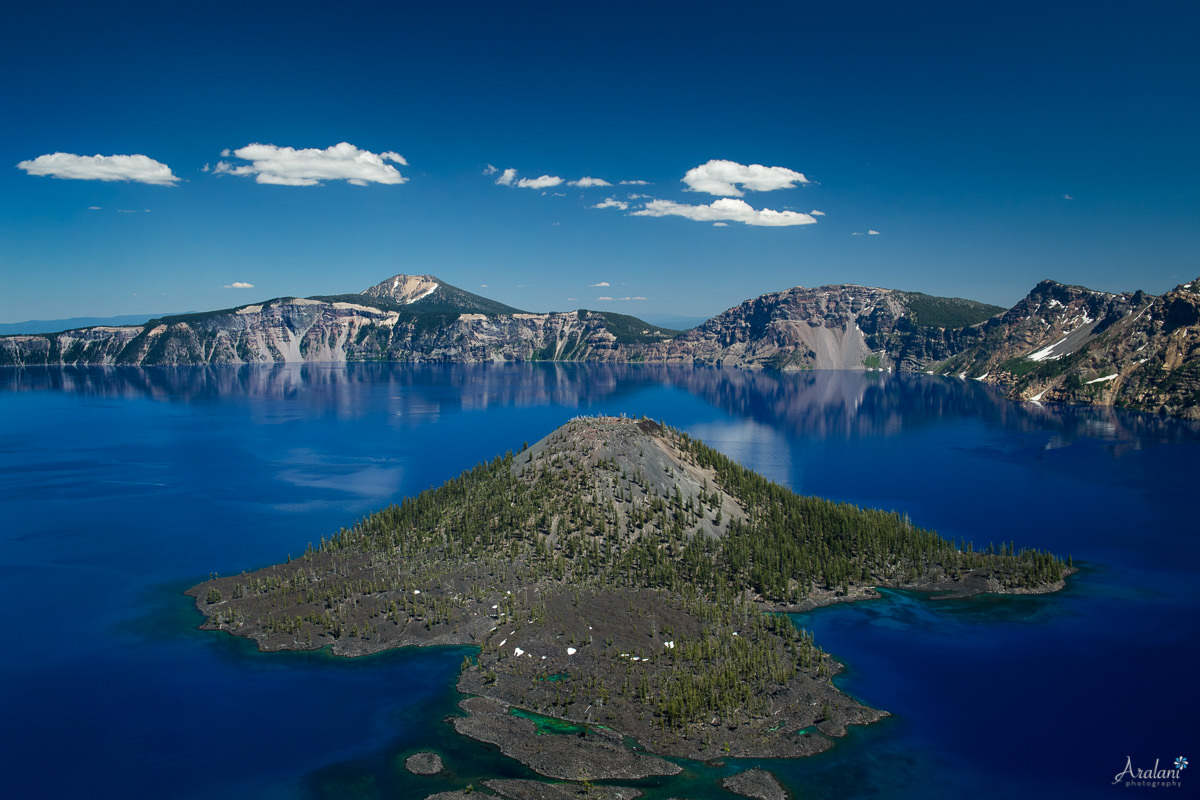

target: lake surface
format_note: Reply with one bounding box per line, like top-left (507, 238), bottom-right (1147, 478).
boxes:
top-left (1, 363), bottom-right (1195, 799)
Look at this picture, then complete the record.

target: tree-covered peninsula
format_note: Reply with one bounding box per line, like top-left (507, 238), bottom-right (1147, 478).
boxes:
top-left (189, 416), bottom-right (1071, 781)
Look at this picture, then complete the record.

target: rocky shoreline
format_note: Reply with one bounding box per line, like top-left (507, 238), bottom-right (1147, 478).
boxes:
top-left (722, 768), bottom-right (790, 800)
top-left (452, 696), bottom-right (681, 781)
top-left (188, 559), bottom-right (1065, 798)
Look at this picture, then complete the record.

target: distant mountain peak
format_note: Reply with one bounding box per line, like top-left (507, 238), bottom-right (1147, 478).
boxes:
top-left (360, 274), bottom-right (442, 304)
top-left (352, 274), bottom-right (524, 316)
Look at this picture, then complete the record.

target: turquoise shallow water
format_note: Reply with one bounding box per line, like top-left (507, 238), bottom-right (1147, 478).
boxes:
top-left (1, 363), bottom-right (1196, 798)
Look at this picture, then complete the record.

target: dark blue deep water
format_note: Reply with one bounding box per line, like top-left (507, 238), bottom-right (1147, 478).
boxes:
top-left (1, 364), bottom-right (1196, 799)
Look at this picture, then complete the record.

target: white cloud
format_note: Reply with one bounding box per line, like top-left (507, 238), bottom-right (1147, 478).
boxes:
top-left (593, 197), bottom-right (628, 210)
top-left (493, 168), bottom-right (564, 189)
top-left (810, 209), bottom-right (826, 216)
top-left (17, 152), bottom-right (180, 185)
top-left (682, 159), bottom-right (809, 196)
top-left (568, 177), bottom-right (611, 187)
top-left (868, 229), bottom-right (880, 235)
top-left (517, 174), bottom-right (563, 189)
top-left (620, 179), bottom-right (650, 185)
top-left (224, 281), bottom-right (255, 289)
top-left (713, 222), bottom-right (729, 227)
top-left (1063, 193), bottom-right (1073, 200)
top-left (632, 198), bottom-right (817, 227)
top-left (213, 142), bottom-right (407, 186)
top-left (87, 206), bottom-right (101, 210)
top-left (483, 164), bottom-right (499, 175)
top-left (597, 296), bottom-right (614, 301)
top-left (589, 281), bottom-right (610, 287)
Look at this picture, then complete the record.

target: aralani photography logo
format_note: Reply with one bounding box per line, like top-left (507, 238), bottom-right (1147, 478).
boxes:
top-left (1113, 755), bottom-right (1187, 788)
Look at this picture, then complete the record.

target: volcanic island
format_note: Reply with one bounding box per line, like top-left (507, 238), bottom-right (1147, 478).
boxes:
top-left (189, 416), bottom-right (1072, 799)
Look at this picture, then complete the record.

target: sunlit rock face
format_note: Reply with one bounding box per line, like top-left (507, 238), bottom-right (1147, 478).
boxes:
top-left (937, 278), bottom-right (1200, 419)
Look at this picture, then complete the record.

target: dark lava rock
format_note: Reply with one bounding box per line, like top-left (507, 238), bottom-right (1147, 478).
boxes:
top-left (405, 751), bottom-right (445, 775)
top-left (722, 767), bottom-right (789, 800)
top-left (452, 696), bottom-right (680, 781)
top-left (484, 778), bottom-right (643, 799)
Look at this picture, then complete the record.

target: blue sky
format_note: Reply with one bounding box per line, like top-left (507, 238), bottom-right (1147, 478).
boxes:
top-left (2, 0), bottom-right (1198, 325)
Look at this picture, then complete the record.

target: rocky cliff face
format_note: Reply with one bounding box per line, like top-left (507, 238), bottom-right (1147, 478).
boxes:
top-left (0, 325), bottom-right (144, 366)
top-left (639, 284), bottom-right (891, 369)
top-left (636, 283), bottom-right (992, 372)
top-left (0, 297), bottom-right (639, 367)
top-left (0, 281), bottom-right (973, 372)
top-left (934, 279), bottom-right (1200, 419)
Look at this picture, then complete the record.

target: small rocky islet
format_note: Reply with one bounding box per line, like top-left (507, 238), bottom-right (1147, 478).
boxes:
top-left (189, 416), bottom-right (1072, 796)
top-left (404, 751), bottom-right (445, 776)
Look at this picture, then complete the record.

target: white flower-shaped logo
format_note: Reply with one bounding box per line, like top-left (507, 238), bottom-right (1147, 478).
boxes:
top-left (1176, 756), bottom-right (1188, 770)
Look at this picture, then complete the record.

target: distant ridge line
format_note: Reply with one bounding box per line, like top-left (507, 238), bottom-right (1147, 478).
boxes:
top-left (3, 272), bottom-right (1198, 419)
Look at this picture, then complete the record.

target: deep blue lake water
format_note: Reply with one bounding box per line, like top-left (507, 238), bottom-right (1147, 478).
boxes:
top-left (0, 363), bottom-right (1195, 799)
